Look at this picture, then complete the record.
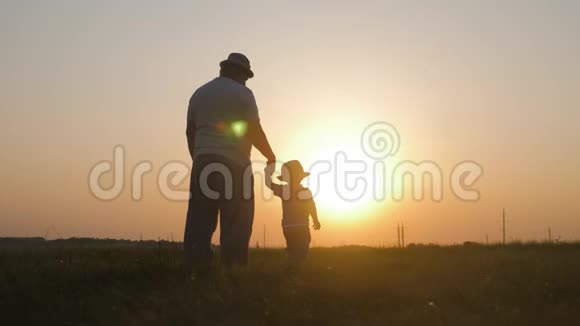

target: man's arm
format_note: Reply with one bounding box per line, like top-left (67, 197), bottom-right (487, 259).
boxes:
top-left (243, 90), bottom-right (276, 164)
top-left (248, 120), bottom-right (276, 164)
top-left (186, 99), bottom-right (196, 160)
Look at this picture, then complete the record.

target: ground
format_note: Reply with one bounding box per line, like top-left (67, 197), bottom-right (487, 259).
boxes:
top-left (1, 242), bottom-right (580, 325)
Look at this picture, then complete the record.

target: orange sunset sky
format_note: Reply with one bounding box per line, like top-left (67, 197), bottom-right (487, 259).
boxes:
top-left (1, 1), bottom-right (579, 246)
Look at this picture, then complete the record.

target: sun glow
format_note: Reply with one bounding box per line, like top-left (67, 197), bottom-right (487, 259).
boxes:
top-left (302, 145), bottom-right (382, 217)
top-left (283, 117), bottom-right (390, 221)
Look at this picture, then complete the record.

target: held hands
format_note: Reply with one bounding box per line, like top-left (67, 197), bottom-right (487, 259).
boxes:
top-left (313, 220), bottom-right (321, 231)
top-left (264, 160), bottom-right (276, 176)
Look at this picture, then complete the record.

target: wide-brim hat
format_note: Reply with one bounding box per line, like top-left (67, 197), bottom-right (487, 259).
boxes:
top-left (276, 160), bottom-right (310, 182)
top-left (220, 52), bottom-right (254, 78)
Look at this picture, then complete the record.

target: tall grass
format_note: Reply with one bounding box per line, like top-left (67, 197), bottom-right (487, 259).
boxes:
top-left (1, 242), bottom-right (579, 325)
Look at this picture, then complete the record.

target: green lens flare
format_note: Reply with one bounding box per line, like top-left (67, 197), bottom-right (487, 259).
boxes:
top-left (231, 120), bottom-right (248, 137)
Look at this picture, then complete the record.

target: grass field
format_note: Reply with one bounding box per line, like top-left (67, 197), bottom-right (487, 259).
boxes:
top-left (1, 241), bottom-right (580, 325)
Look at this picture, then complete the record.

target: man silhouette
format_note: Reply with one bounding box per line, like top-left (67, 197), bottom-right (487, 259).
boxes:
top-left (184, 53), bottom-right (276, 276)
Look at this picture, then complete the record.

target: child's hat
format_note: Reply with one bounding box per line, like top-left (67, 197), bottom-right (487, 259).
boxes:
top-left (277, 160), bottom-right (310, 182)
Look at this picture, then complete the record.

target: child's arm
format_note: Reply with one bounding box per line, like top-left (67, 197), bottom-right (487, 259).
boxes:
top-left (309, 198), bottom-right (321, 230)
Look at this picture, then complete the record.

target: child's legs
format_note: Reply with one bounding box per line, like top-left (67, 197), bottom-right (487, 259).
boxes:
top-left (283, 226), bottom-right (311, 266)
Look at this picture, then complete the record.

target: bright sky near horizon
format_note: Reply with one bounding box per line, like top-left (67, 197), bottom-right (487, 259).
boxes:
top-left (1, 1), bottom-right (580, 246)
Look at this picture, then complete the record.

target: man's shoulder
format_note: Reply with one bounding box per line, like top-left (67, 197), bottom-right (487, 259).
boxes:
top-left (193, 77), bottom-right (221, 94)
top-left (191, 77), bottom-right (257, 118)
top-left (200, 77), bottom-right (252, 92)
top-left (225, 78), bottom-right (254, 97)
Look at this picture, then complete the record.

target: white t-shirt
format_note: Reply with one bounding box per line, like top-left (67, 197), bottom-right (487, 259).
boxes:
top-left (187, 77), bottom-right (259, 165)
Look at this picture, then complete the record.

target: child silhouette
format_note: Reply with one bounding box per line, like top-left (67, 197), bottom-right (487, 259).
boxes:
top-left (265, 160), bottom-right (321, 272)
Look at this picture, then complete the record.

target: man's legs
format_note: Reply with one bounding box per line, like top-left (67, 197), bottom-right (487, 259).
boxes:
top-left (184, 159), bottom-right (219, 276)
top-left (219, 163), bottom-right (254, 267)
top-left (184, 155), bottom-right (255, 273)
top-left (219, 195), bottom-right (254, 267)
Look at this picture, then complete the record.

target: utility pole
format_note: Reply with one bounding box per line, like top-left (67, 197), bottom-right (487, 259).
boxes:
top-left (502, 208), bottom-right (506, 245)
top-left (548, 227), bottom-right (552, 243)
top-left (486, 234), bottom-right (489, 245)
top-left (401, 224), bottom-right (405, 247)
top-left (397, 224), bottom-right (401, 248)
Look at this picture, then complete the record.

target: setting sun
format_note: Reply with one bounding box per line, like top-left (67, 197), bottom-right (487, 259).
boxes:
top-left (281, 114), bottom-right (394, 220)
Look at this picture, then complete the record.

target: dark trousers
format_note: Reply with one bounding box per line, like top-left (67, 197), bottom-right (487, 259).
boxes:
top-left (283, 225), bottom-right (311, 266)
top-left (184, 154), bottom-right (254, 274)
